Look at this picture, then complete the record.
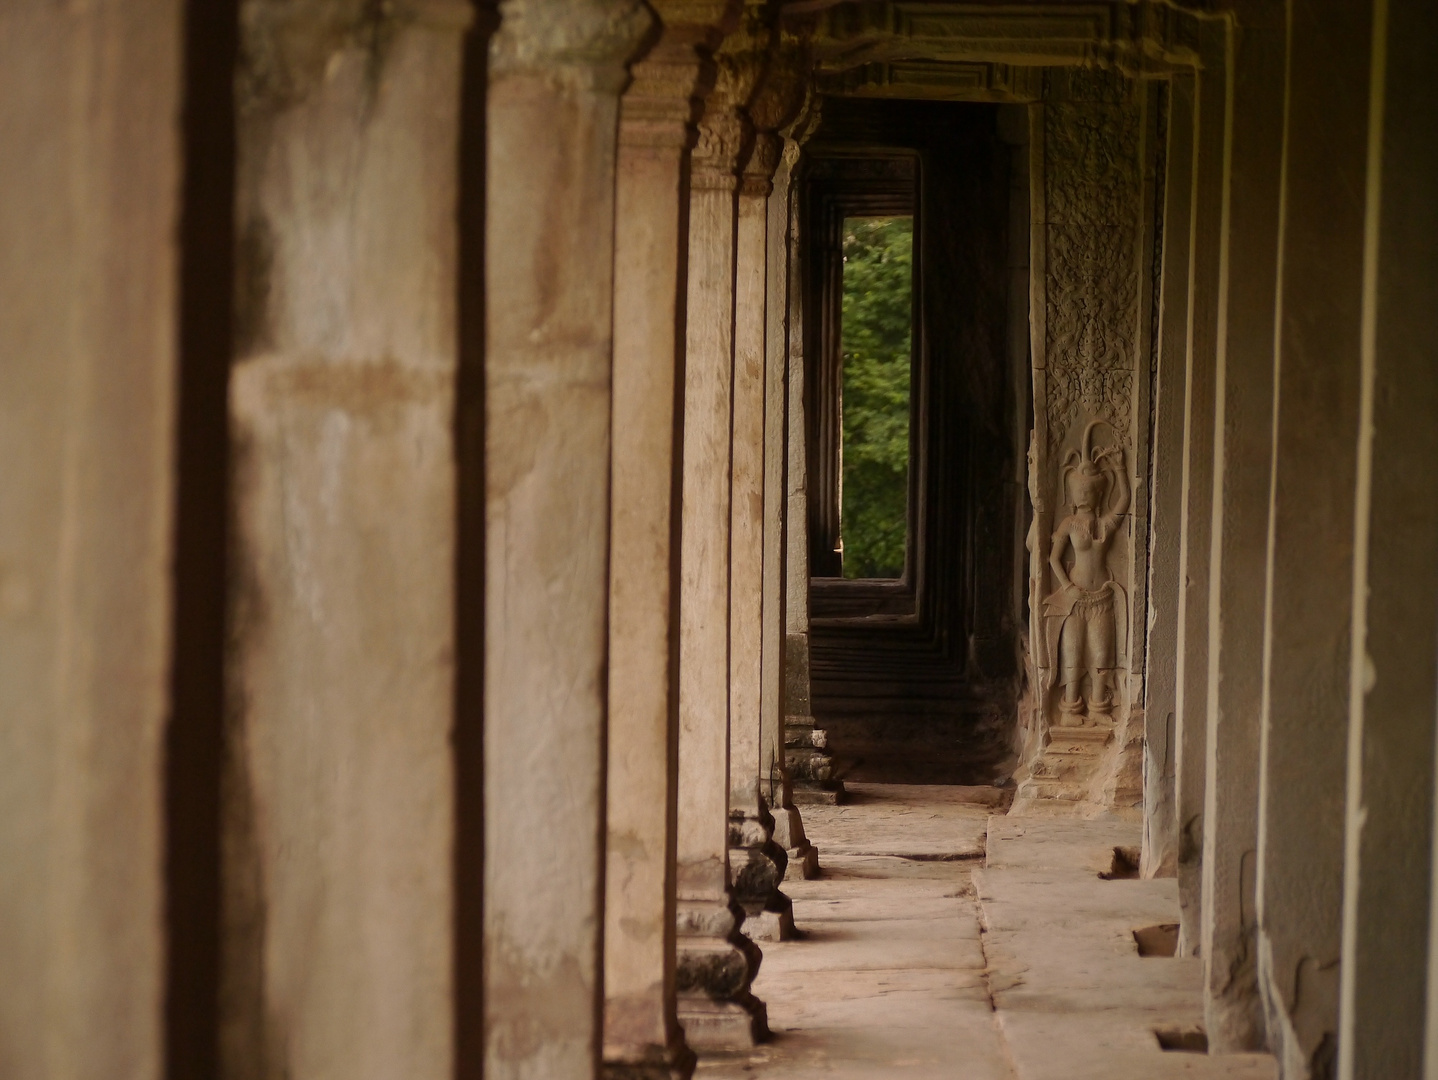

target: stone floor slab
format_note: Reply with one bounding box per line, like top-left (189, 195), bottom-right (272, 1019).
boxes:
top-left (695, 786), bottom-right (1276, 1080)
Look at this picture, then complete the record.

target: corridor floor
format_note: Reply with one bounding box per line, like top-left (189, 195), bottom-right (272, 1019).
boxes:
top-left (697, 784), bottom-right (1278, 1080)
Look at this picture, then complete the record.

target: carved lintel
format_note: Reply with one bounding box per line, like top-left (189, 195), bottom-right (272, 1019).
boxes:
top-left (811, 0), bottom-right (1204, 79)
top-left (490, 0), bottom-right (653, 87)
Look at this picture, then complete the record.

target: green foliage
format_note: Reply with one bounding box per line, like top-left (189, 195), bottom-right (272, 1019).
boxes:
top-left (840, 216), bottom-right (913, 579)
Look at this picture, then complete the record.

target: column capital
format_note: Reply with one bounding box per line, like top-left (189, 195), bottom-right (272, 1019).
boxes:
top-left (737, 21), bottom-right (810, 196)
top-left (692, 0), bottom-right (776, 188)
top-left (620, 1), bottom-right (741, 149)
top-left (490, 0), bottom-right (652, 87)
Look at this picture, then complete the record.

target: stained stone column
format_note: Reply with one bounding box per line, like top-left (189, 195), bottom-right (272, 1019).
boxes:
top-left (1253, 0), bottom-right (1372, 1072)
top-left (762, 116), bottom-right (820, 880)
top-left (674, 10), bottom-right (770, 1050)
top-left (729, 66), bottom-right (809, 944)
top-left (1198, 3), bottom-right (1286, 1052)
top-left (225, 5), bottom-right (468, 1077)
top-left (1173, 18), bottom-right (1228, 956)
top-left (1141, 73), bottom-right (1195, 881)
top-left (1338, 1), bottom-right (1438, 1073)
top-left (484, 2), bottom-right (648, 1077)
top-left (603, 8), bottom-right (729, 1078)
top-left (0, 3), bottom-right (182, 1075)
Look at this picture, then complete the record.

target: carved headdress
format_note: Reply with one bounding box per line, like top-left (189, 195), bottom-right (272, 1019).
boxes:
top-left (1060, 420), bottom-right (1116, 513)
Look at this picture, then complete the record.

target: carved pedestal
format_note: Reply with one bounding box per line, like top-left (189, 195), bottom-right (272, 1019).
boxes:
top-left (674, 895), bottom-right (769, 1050)
top-left (1014, 721), bottom-right (1115, 806)
top-left (728, 804), bottom-right (795, 940)
top-left (784, 715), bottom-right (845, 805)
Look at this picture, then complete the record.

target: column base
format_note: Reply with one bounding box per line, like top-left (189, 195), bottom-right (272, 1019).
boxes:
top-left (602, 1040), bottom-right (696, 1080)
top-left (729, 810), bottom-right (799, 941)
top-left (785, 714), bottom-right (846, 804)
top-left (675, 900), bottom-right (769, 1051)
top-left (736, 887), bottom-right (795, 942)
top-left (770, 803), bottom-right (821, 880)
top-left (676, 994), bottom-right (769, 1053)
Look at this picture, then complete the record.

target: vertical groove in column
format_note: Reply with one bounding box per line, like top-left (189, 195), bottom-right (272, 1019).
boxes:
top-left (166, 0), bottom-right (238, 1075)
top-left (454, 6), bottom-right (496, 1079)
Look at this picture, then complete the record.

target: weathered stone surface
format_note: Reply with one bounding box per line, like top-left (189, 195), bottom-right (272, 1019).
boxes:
top-left (0, 2), bottom-right (183, 1075)
top-left (728, 34), bottom-right (805, 942)
top-left (484, 2), bottom-right (648, 1077)
top-left (1336, 1), bottom-right (1438, 1072)
top-left (1172, 20), bottom-right (1229, 958)
top-left (1141, 73), bottom-right (1193, 882)
top-left (1019, 68), bottom-right (1155, 813)
top-left (675, 0), bottom-right (774, 1045)
top-left (978, 818), bottom-right (1278, 1080)
top-left (697, 788), bottom-right (1010, 1080)
top-left (603, 7), bottom-right (733, 1077)
top-left (1198, 5), bottom-right (1286, 1052)
top-left (226, 5), bottom-right (467, 1077)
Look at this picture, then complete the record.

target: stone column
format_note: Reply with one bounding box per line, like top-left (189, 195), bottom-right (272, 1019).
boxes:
top-left (781, 101), bottom-right (844, 807)
top-left (1173, 18), bottom-right (1228, 956)
top-left (0, 3), bottom-right (182, 1075)
top-left (603, 7), bottom-right (730, 1078)
top-left (225, 5), bottom-right (468, 1078)
top-left (762, 107), bottom-right (821, 880)
top-left (484, 2), bottom-right (648, 1078)
top-left (674, 5), bottom-right (770, 1050)
top-left (1253, 0), bottom-right (1372, 1073)
top-left (1338, 0), bottom-right (1438, 1074)
top-left (1198, 3), bottom-right (1286, 1053)
top-left (1141, 73), bottom-right (1195, 881)
top-left (728, 47), bottom-right (810, 944)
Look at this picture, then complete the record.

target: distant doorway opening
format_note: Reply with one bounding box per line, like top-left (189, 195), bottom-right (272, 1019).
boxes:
top-left (839, 215), bottom-right (914, 580)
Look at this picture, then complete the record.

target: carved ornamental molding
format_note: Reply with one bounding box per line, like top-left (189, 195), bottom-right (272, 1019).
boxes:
top-left (810, 1), bottom-right (1205, 83)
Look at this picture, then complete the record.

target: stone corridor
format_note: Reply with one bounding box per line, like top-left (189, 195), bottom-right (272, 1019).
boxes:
top-left (4, 1), bottom-right (1436, 1077)
top-left (704, 787), bottom-right (1276, 1080)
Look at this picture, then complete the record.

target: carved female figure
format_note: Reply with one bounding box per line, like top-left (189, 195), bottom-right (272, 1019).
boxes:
top-left (1044, 421), bottom-right (1129, 724)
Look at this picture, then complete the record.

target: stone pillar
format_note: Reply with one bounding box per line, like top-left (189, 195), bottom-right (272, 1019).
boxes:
top-left (1141, 73), bottom-right (1195, 881)
top-left (1338, 0), bottom-right (1438, 1074)
top-left (0, 3), bottom-right (182, 1075)
top-left (728, 47), bottom-right (810, 944)
top-left (1196, 0), bottom-right (1288, 1052)
top-left (1198, 4), bottom-right (1286, 1053)
top-left (781, 100), bottom-right (844, 807)
top-left (225, 4), bottom-right (468, 1077)
top-left (1173, 18), bottom-right (1228, 956)
top-left (762, 107), bottom-right (821, 880)
top-left (1254, 0), bottom-right (1372, 1073)
top-left (484, 2), bottom-right (648, 1078)
top-left (603, 8), bottom-right (729, 1077)
top-left (674, 5), bottom-right (770, 1051)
